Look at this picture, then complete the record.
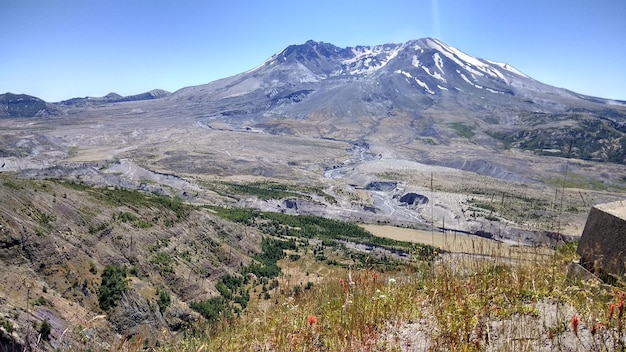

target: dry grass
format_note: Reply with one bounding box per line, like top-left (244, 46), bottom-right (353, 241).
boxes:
top-left (133, 241), bottom-right (626, 352)
top-left (362, 224), bottom-right (554, 260)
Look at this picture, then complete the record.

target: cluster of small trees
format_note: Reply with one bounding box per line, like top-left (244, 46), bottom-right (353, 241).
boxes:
top-left (98, 265), bottom-right (128, 312)
top-left (190, 237), bottom-right (292, 323)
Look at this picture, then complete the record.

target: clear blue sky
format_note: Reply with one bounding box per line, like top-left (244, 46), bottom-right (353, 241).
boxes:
top-left (2, 0), bottom-right (625, 102)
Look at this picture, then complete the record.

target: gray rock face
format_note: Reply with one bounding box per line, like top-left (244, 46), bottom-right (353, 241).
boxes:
top-left (283, 199), bottom-right (298, 210)
top-left (109, 289), bottom-right (166, 336)
top-left (399, 193), bottom-right (429, 206)
top-left (577, 200), bottom-right (626, 280)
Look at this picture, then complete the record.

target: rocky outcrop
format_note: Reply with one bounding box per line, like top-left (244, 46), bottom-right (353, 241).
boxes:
top-left (108, 288), bottom-right (166, 337)
top-left (399, 193), bottom-right (429, 206)
top-left (577, 200), bottom-right (626, 280)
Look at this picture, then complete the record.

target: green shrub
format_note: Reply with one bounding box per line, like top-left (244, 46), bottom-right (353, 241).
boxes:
top-left (150, 252), bottom-right (174, 274)
top-left (98, 265), bottom-right (128, 311)
top-left (89, 261), bottom-right (98, 274)
top-left (0, 317), bottom-right (13, 333)
top-left (39, 319), bottom-right (51, 341)
top-left (190, 297), bottom-right (230, 323)
top-left (33, 296), bottom-right (47, 306)
top-left (156, 288), bottom-right (171, 313)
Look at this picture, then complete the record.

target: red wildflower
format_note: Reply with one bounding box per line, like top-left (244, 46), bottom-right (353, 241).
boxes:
top-left (571, 315), bottom-right (579, 337)
top-left (307, 315), bottom-right (317, 326)
top-left (590, 324), bottom-right (596, 336)
top-left (609, 303), bottom-right (616, 320)
top-left (619, 299), bottom-right (625, 319)
top-left (372, 271), bottom-right (379, 282)
top-left (591, 322), bottom-right (603, 336)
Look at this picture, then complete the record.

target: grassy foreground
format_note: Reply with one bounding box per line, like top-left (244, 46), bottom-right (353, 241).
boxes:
top-left (132, 242), bottom-right (626, 351)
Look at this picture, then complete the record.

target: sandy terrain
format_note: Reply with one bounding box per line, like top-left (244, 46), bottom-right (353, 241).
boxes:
top-left (362, 224), bottom-right (554, 259)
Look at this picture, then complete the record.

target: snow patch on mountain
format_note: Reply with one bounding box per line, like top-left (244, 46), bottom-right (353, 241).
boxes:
top-left (395, 70), bottom-right (413, 79)
top-left (607, 100), bottom-right (626, 107)
top-left (459, 71), bottom-right (483, 90)
top-left (427, 39), bottom-right (485, 76)
top-left (485, 88), bottom-right (504, 94)
top-left (342, 45), bottom-right (402, 75)
top-left (414, 78), bottom-right (435, 94)
top-left (433, 53), bottom-right (445, 73)
top-left (396, 69), bottom-right (433, 94)
top-left (445, 44), bottom-right (490, 71)
top-left (486, 60), bottom-right (529, 78)
top-left (246, 55), bottom-right (278, 73)
top-left (422, 66), bottom-right (446, 82)
top-left (410, 43), bottom-right (422, 51)
top-left (426, 38), bottom-right (511, 82)
top-left (412, 55), bottom-right (421, 68)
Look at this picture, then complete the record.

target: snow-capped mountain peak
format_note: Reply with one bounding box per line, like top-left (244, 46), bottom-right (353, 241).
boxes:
top-left (340, 43), bottom-right (404, 75)
top-left (255, 38), bottom-right (530, 91)
top-left (173, 37), bottom-right (612, 118)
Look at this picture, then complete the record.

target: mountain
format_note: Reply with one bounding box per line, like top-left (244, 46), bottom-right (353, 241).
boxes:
top-left (6, 39), bottom-right (626, 165)
top-left (58, 89), bottom-right (171, 107)
top-left (167, 38), bottom-right (626, 164)
top-left (171, 37), bottom-right (622, 111)
top-left (0, 92), bottom-right (52, 118)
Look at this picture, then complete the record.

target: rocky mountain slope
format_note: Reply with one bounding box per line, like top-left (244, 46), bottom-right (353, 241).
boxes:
top-left (165, 38), bottom-right (626, 164)
top-left (0, 93), bottom-right (53, 118)
top-left (0, 173), bottom-right (262, 350)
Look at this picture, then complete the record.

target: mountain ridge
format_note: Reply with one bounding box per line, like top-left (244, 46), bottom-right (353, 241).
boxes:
top-left (3, 38), bottom-right (626, 165)
top-left (168, 38), bottom-right (626, 119)
top-left (158, 38), bottom-right (626, 164)
top-left (58, 89), bottom-right (171, 107)
top-left (0, 92), bottom-right (51, 118)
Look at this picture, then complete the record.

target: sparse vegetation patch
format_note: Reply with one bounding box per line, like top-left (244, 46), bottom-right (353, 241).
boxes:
top-left (449, 122), bottom-right (476, 139)
top-left (201, 180), bottom-right (336, 203)
top-left (98, 265), bottom-right (128, 312)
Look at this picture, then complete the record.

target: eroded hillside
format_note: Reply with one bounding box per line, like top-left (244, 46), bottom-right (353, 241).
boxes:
top-left (0, 174), bottom-right (262, 350)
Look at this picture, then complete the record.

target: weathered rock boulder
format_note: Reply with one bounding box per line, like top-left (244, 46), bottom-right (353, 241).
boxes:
top-left (577, 200), bottom-right (626, 281)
